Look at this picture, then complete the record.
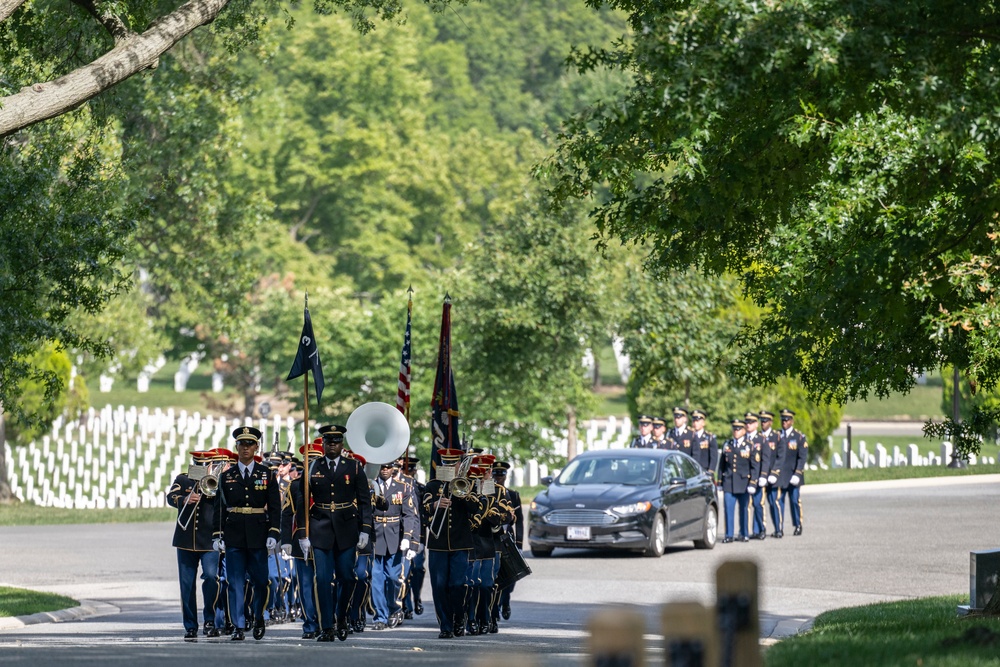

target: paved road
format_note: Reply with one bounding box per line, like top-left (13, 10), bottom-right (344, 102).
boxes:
top-left (1, 475), bottom-right (998, 665)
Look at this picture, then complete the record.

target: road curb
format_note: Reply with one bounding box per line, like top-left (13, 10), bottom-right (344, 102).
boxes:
top-left (0, 599), bottom-right (119, 630)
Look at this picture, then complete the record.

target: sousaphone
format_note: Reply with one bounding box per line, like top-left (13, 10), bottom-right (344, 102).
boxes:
top-left (345, 402), bottom-right (410, 479)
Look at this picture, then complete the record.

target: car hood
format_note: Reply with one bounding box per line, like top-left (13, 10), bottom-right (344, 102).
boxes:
top-left (536, 483), bottom-right (656, 509)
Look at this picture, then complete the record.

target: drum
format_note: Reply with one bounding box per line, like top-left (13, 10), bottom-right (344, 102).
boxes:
top-left (495, 532), bottom-right (532, 590)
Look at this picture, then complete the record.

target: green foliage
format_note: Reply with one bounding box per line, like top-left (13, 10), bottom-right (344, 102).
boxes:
top-left (546, 0), bottom-right (1000, 446)
top-left (5, 345), bottom-right (84, 445)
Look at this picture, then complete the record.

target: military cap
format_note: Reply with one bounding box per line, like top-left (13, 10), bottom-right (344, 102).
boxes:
top-left (637, 414), bottom-right (653, 425)
top-left (190, 450), bottom-right (214, 462)
top-left (299, 441), bottom-right (324, 456)
top-left (233, 426), bottom-right (262, 444)
top-left (467, 466), bottom-right (487, 479)
top-left (730, 419), bottom-right (746, 429)
top-left (253, 454), bottom-right (264, 463)
top-left (405, 456), bottom-right (420, 466)
top-left (380, 462), bottom-right (395, 469)
top-left (759, 410), bottom-right (775, 421)
top-left (743, 412), bottom-right (759, 423)
top-left (318, 424), bottom-right (347, 440)
top-left (344, 451), bottom-right (367, 466)
top-left (779, 409), bottom-right (795, 419)
top-left (215, 448), bottom-right (237, 462)
top-left (691, 410), bottom-right (707, 421)
top-left (651, 417), bottom-right (666, 427)
top-left (467, 447), bottom-right (485, 454)
top-left (437, 448), bottom-right (464, 465)
top-left (492, 461), bottom-right (511, 476)
top-left (673, 407), bottom-right (689, 418)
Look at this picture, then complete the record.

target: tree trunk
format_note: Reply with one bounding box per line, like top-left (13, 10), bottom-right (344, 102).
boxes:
top-left (566, 406), bottom-right (578, 461)
top-left (0, 0), bottom-right (230, 137)
top-left (0, 404), bottom-right (15, 503)
top-left (593, 356), bottom-right (601, 389)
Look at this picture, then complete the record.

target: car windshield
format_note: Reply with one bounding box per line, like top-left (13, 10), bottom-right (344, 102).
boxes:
top-left (557, 456), bottom-right (660, 486)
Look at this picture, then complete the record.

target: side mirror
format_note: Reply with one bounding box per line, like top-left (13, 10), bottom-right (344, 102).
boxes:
top-left (666, 476), bottom-right (686, 489)
top-left (540, 476), bottom-right (553, 487)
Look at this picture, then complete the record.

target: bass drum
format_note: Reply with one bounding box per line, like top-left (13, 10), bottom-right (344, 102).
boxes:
top-left (495, 532), bottom-right (532, 590)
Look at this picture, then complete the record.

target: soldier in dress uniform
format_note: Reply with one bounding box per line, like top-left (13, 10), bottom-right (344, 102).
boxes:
top-left (757, 410), bottom-right (783, 537)
top-left (743, 412), bottom-right (767, 540)
top-left (467, 459), bottom-right (508, 635)
top-left (280, 441), bottom-right (321, 639)
top-left (423, 448), bottom-right (478, 639)
top-left (293, 423), bottom-right (373, 642)
top-left (628, 415), bottom-right (655, 449)
top-left (215, 427), bottom-right (281, 641)
top-left (665, 407), bottom-right (694, 455)
top-left (777, 409), bottom-right (808, 536)
top-left (399, 456), bottom-right (427, 619)
top-left (650, 416), bottom-right (668, 447)
top-left (346, 451), bottom-right (380, 634)
top-left (371, 461), bottom-right (419, 630)
top-left (688, 410), bottom-right (718, 480)
top-left (167, 449), bottom-right (222, 641)
top-left (491, 461), bottom-right (522, 627)
top-left (719, 419), bottom-right (756, 543)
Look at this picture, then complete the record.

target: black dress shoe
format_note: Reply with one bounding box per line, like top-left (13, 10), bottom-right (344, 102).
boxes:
top-left (773, 530), bottom-right (783, 538)
top-left (794, 525), bottom-right (803, 536)
top-left (741, 535), bottom-right (750, 542)
top-left (230, 629), bottom-right (245, 641)
top-left (184, 629), bottom-right (198, 642)
top-left (477, 622), bottom-right (490, 635)
top-left (223, 623), bottom-right (235, 635)
top-left (722, 537), bottom-right (733, 543)
top-left (316, 630), bottom-right (335, 642)
top-left (414, 601), bottom-right (424, 615)
top-left (202, 621), bottom-right (215, 636)
top-left (488, 620), bottom-right (498, 634)
top-left (756, 532), bottom-right (767, 540)
top-left (301, 631), bottom-right (317, 640)
top-left (206, 627), bottom-right (220, 638)
top-left (337, 625), bottom-right (349, 641)
top-left (252, 624), bottom-right (265, 640)
top-left (389, 611), bottom-right (403, 628)
top-left (467, 620), bottom-right (479, 635)
top-left (404, 611), bottom-right (413, 620)
top-left (372, 621), bottom-right (387, 631)
top-left (438, 631), bottom-right (454, 639)
top-left (501, 604), bottom-right (511, 620)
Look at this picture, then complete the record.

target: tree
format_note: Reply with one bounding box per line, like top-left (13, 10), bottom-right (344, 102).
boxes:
top-left (546, 0), bottom-right (1000, 450)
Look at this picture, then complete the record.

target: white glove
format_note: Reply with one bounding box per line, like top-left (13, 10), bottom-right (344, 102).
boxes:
top-left (399, 538), bottom-right (410, 552)
top-left (212, 538), bottom-right (225, 553)
top-left (299, 537), bottom-right (311, 554)
top-left (357, 532), bottom-right (370, 550)
top-left (767, 474), bottom-right (778, 485)
top-left (266, 537), bottom-right (277, 550)
top-left (757, 477), bottom-right (767, 488)
top-left (405, 549), bottom-right (417, 561)
top-left (748, 486), bottom-right (757, 496)
top-left (790, 474), bottom-right (801, 486)
top-left (280, 544), bottom-right (293, 557)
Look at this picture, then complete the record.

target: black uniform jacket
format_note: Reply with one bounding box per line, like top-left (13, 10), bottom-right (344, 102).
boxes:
top-left (720, 438), bottom-right (756, 494)
top-left (689, 430), bottom-right (719, 476)
top-left (777, 429), bottom-right (809, 488)
top-left (422, 478), bottom-right (477, 551)
top-left (294, 456), bottom-right (373, 552)
top-left (373, 476), bottom-right (419, 557)
top-left (217, 462), bottom-right (281, 549)
top-left (666, 427), bottom-right (695, 457)
top-left (167, 473), bottom-right (219, 551)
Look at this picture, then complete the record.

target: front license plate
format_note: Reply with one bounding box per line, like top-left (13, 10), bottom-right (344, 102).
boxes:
top-left (566, 526), bottom-right (591, 541)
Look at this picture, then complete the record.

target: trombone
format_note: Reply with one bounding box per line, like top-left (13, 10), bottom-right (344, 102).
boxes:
top-left (428, 454), bottom-right (473, 539)
top-left (176, 461), bottom-right (220, 531)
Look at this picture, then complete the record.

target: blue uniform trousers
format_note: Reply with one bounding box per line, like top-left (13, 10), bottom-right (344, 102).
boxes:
top-left (176, 549), bottom-right (220, 632)
top-left (475, 555), bottom-right (497, 626)
top-left (723, 491), bottom-right (749, 539)
top-left (372, 552), bottom-right (404, 623)
top-left (767, 486), bottom-right (783, 533)
top-left (295, 557), bottom-right (319, 634)
top-left (313, 546), bottom-right (357, 631)
top-left (750, 489), bottom-right (767, 535)
top-left (349, 553), bottom-right (372, 624)
top-left (404, 550), bottom-right (426, 612)
top-left (225, 547), bottom-right (268, 629)
top-left (428, 549), bottom-right (470, 633)
top-left (780, 484), bottom-right (802, 529)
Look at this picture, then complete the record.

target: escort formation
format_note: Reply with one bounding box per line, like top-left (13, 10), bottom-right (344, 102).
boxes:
top-left (628, 407), bottom-right (808, 543)
top-left (167, 425), bottom-right (525, 642)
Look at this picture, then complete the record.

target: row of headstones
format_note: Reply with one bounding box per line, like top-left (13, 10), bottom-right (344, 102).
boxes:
top-left (829, 439), bottom-right (997, 468)
top-left (97, 352), bottom-right (240, 394)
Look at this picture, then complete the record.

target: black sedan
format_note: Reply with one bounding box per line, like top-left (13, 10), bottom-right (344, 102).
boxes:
top-left (528, 449), bottom-right (718, 557)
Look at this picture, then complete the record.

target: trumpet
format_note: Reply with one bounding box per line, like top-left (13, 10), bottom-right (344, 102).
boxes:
top-left (429, 455), bottom-right (473, 539)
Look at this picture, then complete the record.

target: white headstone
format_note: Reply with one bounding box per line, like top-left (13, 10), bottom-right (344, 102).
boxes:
top-left (940, 441), bottom-right (953, 466)
top-left (99, 374), bottom-right (114, 392)
top-left (137, 373), bottom-right (151, 393)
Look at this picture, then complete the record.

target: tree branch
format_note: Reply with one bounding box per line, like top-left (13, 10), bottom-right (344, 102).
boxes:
top-left (0, 0), bottom-right (230, 138)
top-left (68, 0), bottom-right (134, 43)
top-left (0, 0), bottom-right (26, 22)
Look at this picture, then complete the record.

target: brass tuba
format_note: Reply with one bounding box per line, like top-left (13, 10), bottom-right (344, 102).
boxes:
top-left (345, 402), bottom-right (411, 481)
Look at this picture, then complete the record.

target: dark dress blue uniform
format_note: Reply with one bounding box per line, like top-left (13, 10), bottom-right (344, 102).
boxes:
top-left (294, 446), bottom-right (373, 640)
top-left (167, 455), bottom-right (222, 639)
top-left (689, 428), bottom-right (719, 478)
top-left (349, 473), bottom-right (384, 632)
top-left (719, 422), bottom-right (755, 542)
top-left (216, 429), bottom-right (281, 640)
top-left (666, 426), bottom-right (695, 456)
top-left (281, 471), bottom-right (319, 638)
top-left (777, 410), bottom-right (809, 536)
top-left (371, 472), bottom-right (419, 627)
top-left (423, 451), bottom-right (478, 638)
top-left (492, 464), bottom-right (523, 627)
top-left (759, 411), bottom-right (787, 537)
top-left (402, 473), bottom-right (427, 617)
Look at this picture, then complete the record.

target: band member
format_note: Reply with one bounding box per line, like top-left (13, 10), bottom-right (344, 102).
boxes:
top-left (216, 427), bottom-right (281, 641)
top-left (688, 410), bottom-right (718, 480)
top-left (719, 419), bottom-right (755, 543)
top-left (777, 409), bottom-right (808, 536)
top-left (371, 461), bottom-right (419, 630)
top-left (281, 441), bottom-right (322, 639)
top-left (399, 456), bottom-right (427, 619)
top-left (491, 460), bottom-right (522, 627)
top-left (744, 412), bottom-right (768, 539)
top-left (294, 423), bottom-right (373, 642)
top-left (650, 417), bottom-right (668, 447)
top-left (423, 448), bottom-right (478, 639)
top-left (348, 452), bottom-right (379, 634)
top-left (759, 409), bottom-right (787, 537)
top-left (629, 415), bottom-right (655, 448)
top-left (167, 449), bottom-right (222, 641)
top-left (665, 407), bottom-right (694, 455)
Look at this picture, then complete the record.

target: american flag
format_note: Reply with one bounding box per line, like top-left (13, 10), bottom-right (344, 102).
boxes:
top-left (396, 296), bottom-right (412, 420)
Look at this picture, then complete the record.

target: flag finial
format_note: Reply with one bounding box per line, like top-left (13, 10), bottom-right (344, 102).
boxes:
top-left (305, 292), bottom-right (309, 309)
top-left (444, 292), bottom-right (451, 304)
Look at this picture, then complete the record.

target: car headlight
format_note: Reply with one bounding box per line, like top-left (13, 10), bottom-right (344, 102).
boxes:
top-left (530, 499), bottom-right (548, 512)
top-left (610, 501), bottom-right (652, 516)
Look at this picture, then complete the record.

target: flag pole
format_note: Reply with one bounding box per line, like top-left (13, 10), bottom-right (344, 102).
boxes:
top-left (303, 293), bottom-right (311, 541)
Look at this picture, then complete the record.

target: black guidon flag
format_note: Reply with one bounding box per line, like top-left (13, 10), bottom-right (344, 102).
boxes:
top-left (286, 307), bottom-right (325, 406)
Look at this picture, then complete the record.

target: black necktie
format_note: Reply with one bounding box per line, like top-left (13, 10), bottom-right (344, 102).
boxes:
top-left (243, 467), bottom-right (250, 481)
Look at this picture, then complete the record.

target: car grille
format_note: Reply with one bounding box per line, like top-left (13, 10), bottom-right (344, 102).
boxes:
top-left (543, 509), bottom-right (617, 526)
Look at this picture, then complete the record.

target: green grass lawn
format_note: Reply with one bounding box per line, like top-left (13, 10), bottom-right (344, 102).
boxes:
top-left (0, 504), bottom-right (174, 526)
top-left (0, 586), bottom-right (78, 617)
top-left (82, 361), bottom-right (241, 416)
top-left (765, 595), bottom-right (1000, 667)
top-left (841, 373), bottom-right (945, 421)
top-left (808, 462), bottom-right (1000, 484)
